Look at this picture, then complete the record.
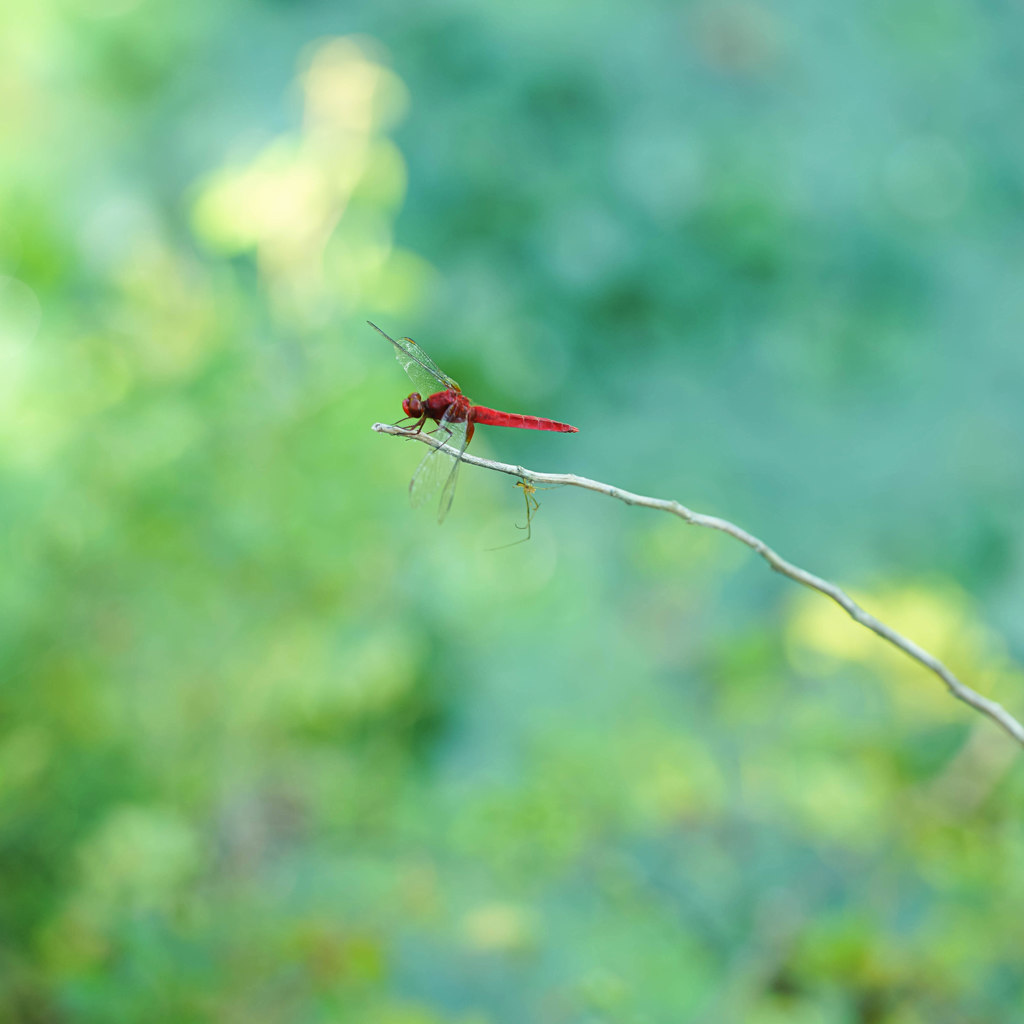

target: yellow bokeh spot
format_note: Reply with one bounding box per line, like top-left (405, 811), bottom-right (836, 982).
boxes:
top-left (189, 36), bottom-right (419, 323)
top-left (301, 36), bottom-right (409, 138)
top-left (192, 140), bottom-right (335, 256)
top-left (461, 902), bottom-right (535, 953)
top-left (786, 581), bottom-right (1010, 723)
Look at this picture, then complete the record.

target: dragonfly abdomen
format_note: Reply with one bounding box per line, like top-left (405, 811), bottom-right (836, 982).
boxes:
top-left (470, 406), bottom-right (578, 432)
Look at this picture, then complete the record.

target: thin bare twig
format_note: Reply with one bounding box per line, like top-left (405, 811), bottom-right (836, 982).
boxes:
top-left (373, 422), bottom-right (1024, 747)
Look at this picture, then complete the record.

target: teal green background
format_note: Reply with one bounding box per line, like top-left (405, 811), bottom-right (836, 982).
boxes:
top-left (2, 1), bottom-right (1023, 1021)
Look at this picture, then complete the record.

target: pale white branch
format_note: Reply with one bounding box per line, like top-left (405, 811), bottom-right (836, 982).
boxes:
top-left (372, 421), bottom-right (1024, 747)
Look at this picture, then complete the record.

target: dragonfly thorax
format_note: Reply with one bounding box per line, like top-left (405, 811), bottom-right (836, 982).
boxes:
top-left (405, 389), bottom-right (469, 426)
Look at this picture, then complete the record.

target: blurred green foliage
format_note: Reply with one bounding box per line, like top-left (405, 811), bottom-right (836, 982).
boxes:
top-left (2, 0), bottom-right (1023, 1021)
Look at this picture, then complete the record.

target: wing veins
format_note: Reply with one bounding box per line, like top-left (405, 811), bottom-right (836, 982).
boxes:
top-left (368, 321), bottom-right (461, 396)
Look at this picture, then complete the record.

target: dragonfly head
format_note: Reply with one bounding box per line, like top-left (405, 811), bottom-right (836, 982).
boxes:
top-left (402, 393), bottom-right (424, 419)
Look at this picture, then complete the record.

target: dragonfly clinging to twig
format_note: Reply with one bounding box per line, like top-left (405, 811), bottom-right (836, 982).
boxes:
top-left (371, 322), bottom-right (578, 522)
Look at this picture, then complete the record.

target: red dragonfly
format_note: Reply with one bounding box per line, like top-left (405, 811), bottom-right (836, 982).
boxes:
top-left (370, 322), bottom-right (578, 522)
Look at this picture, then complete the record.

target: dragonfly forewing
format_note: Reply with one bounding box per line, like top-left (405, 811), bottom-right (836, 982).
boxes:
top-left (368, 322), bottom-right (461, 397)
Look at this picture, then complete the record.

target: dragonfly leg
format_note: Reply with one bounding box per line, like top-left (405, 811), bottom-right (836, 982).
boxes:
top-left (396, 413), bottom-right (429, 433)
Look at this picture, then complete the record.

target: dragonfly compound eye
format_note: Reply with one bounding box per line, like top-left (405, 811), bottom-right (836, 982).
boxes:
top-left (403, 393), bottom-right (424, 418)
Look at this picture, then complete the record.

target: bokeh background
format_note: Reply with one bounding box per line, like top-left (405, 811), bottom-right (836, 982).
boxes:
top-left (2, 0), bottom-right (1023, 1021)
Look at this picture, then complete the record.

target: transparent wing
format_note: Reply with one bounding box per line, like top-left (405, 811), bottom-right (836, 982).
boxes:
top-left (408, 411), bottom-right (469, 523)
top-left (368, 321), bottom-right (461, 397)
top-left (434, 420), bottom-right (471, 524)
